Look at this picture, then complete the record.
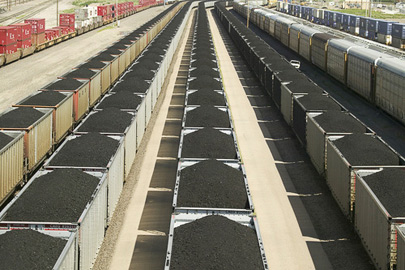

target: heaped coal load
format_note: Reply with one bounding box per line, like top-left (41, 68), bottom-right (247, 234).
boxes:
top-left (177, 160), bottom-right (248, 208)
top-left (137, 58), bottom-right (159, 71)
top-left (104, 48), bottom-right (123, 56)
top-left (185, 106), bottom-right (230, 128)
top-left (142, 52), bottom-right (164, 62)
top-left (181, 128), bottom-right (237, 159)
top-left (112, 77), bottom-right (150, 93)
top-left (190, 65), bottom-right (219, 78)
top-left (191, 58), bottom-right (217, 68)
top-left (77, 60), bottom-right (109, 70)
top-left (363, 168), bottom-right (405, 217)
top-left (43, 78), bottom-right (85, 91)
top-left (110, 43), bottom-right (129, 50)
top-left (61, 68), bottom-right (97, 79)
top-left (77, 108), bottom-right (133, 133)
top-left (3, 169), bottom-right (100, 222)
top-left (0, 108), bottom-right (44, 128)
top-left (20, 91), bottom-right (66, 106)
top-left (193, 47), bottom-right (214, 54)
top-left (0, 132), bottom-right (13, 149)
top-left (314, 111), bottom-right (367, 133)
top-left (0, 229), bottom-right (67, 270)
top-left (126, 65), bottom-right (155, 80)
top-left (189, 75), bottom-right (222, 90)
top-left (192, 52), bottom-right (216, 61)
top-left (92, 52), bottom-right (118, 62)
top-left (145, 46), bottom-right (166, 56)
top-left (332, 134), bottom-right (400, 166)
top-left (293, 94), bottom-right (342, 145)
top-left (170, 215), bottom-right (264, 270)
top-left (48, 133), bottom-right (119, 167)
top-left (187, 91), bottom-right (226, 106)
top-left (97, 91), bottom-right (143, 110)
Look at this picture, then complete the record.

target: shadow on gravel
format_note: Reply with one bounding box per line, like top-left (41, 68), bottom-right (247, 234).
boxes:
top-left (212, 9), bottom-right (373, 269)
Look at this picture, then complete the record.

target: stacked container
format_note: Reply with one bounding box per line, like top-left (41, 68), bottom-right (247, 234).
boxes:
top-left (59, 13), bottom-right (75, 33)
top-left (9, 23), bottom-right (31, 50)
top-left (0, 26), bottom-right (18, 55)
top-left (25, 18), bottom-right (45, 45)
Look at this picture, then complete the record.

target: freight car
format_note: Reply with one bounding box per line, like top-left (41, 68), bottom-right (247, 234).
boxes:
top-left (215, 3), bottom-right (405, 270)
top-left (233, 2), bottom-right (405, 125)
top-left (0, 0), bottom-right (166, 67)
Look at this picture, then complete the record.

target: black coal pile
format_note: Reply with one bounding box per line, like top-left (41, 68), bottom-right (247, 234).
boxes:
top-left (112, 77), bottom-right (150, 93)
top-left (189, 75), bottom-right (222, 90)
top-left (333, 134), bottom-right (399, 166)
top-left (177, 160), bottom-right (248, 208)
top-left (77, 60), bottom-right (108, 69)
top-left (137, 58), bottom-right (159, 71)
top-left (296, 94), bottom-right (341, 111)
top-left (62, 68), bottom-right (97, 79)
top-left (20, 91), bottom-right (66, 107)
top-left (77, 108), bottom-right (133, 133)
top-left (92, 52), bottom-right (117, 62)
top-left (48, 133), bottom-right (119, 167)
top-left (363, 168), bottom-right (405, 217)
top-left (190, 65), bottom-right (219, 78)
top-left (170, 215), bottom-right (264, 270)
top-left (314, 111), bottom-right (367, 133)
top-left (185, 106), bottom-right (230, 128)
top-left (4, 169), bottom-right (100, 222)
top-left (181, 128), bottom-right (237, 159)
top-left (125, 67), bottom-right (155, 80)
top-left (43, 78), bottom-right (85, 90)
top-left (97, 91), bottom-right (143, 110)
top-left (187, 91), bottom-right (226, 106)
top-left (191, 58), bottom-right (217, 68)
top-left (0, 132), bottom-right (13, 149)
top-left (0, 229), bottom-right (67, 270)
top-left (0, 108), bottom-right (44, 128)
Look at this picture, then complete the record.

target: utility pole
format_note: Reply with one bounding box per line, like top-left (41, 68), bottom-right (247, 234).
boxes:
top-left (56, 0), bottom-right (59, 26)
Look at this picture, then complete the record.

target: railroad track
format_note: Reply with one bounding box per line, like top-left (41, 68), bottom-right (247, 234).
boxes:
top-left (0, 0), bottom-right (55, 24)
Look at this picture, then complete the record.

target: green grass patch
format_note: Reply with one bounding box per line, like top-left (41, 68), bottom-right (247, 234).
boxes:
top-left (60, 8), bottom-right (76, 14)
top-left (16, 14), bottom-right (26, 19)
top-left (330, 9), bottom-right (405, 20)
top-left (98, 25), bottom-right (115, 32)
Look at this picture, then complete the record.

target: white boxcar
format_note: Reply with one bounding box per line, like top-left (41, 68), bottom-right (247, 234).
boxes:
top-left (299, 26), bottom-right (321, 61)
top-left (375, 57), bottom-right (405, 126)
top-left (289, 23), bottom-right (305, 53)
top-left (327, 39), bottom-right (361, 85)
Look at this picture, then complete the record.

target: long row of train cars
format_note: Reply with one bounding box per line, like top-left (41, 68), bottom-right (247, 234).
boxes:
top-left (0, 2), bottom-right (194, 269)
top-left (0, 0), bottom-right (165, 67)
top-left (234, 2), bottom-right (405, 127)
top-left (164, 3), bottom-right (267, 269)
top-left (276, 1), bottom-right (405, 50)
top-left (217, 2), bottom-right (405, 270)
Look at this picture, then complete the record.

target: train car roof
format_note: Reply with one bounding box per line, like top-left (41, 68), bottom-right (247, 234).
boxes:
top-left (377, 57), bottom-right (405, 77)
top-left (328, 39), bottom-right (362, 51)
top-left (347, 47), bottom-right (387, 63)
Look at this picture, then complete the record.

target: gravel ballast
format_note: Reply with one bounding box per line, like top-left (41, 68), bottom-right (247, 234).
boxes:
top-left (177, 160), bottom-right (248, 208)
top-left (0, 132), bottom-right (13, 149)
top-left (77, 108), bottom-right (133, 133)
top-left (43, 79), bottom-right (85, 90)
top-left (187, 91), bottom-right (226, 106)
top-left (333, 134), bottom-right (399, 166)
top-left (363, 168), bottom-right (405, 217)
top-left (181, 128), bottom-right (237, 159)
top-left (20, 91), bottom-right (66, 107)
top-left (0, 229), bottom-right (67, 270)
top-left (0, 107), bottom-right (44, 128)
top-left (314, 111), bottom-right (367, 133)
top-left (4, 169), bottom-right (100, 222)
top-left (170, 215), bottom-right (264, 270)
top-left (97, 91), bottom-right (143, 110)
top-left (48, 133), bottom-right (119, 167)
top-left (185, 106), bottom-right (230, 128)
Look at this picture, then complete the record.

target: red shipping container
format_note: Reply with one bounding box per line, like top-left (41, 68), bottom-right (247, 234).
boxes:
top-left (98, 6), bottom-right (107, 16)
top-left (24, 18), bottom-right (45, 34)
top-left (0, 43), bottom-right (18, 54)
top-left (59, 14), bottom-right (75, 26)
top-left (17, 38), bottom-right (32, 49)
top-left (9, 23), bottom-right (31, 41)
top-left (0, 26), bottom-right (17, 45)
